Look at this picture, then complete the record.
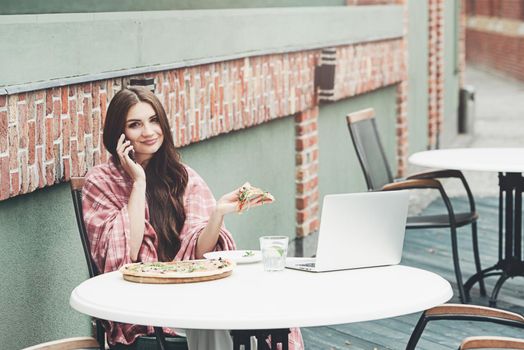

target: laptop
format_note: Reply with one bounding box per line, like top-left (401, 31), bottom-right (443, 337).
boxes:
top-left (286, 190), bottom-right (409, 272)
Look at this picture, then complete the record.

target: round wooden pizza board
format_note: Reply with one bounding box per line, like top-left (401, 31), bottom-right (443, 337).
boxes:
top-left (122, 270), bottom-right (233, 284)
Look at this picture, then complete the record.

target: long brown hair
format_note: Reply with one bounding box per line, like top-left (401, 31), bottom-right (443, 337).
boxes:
top-left (103, 87), bottom-right (188, 261)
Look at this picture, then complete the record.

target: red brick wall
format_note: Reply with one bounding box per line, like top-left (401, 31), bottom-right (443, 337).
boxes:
top-left (466, 29), bottom-right (524, 80)
top-left (465, 1), bottom-right (524, 81)
top-left (0, 53), bottom-right (318, 200)
top-left (397, 0), bottom-right (409, 176)
top-left (467, 0), bottom-right (524, 20)
top-left (295, 107), bottom-right (320, 237)
top-left (334, 41), bottom-right (405, 100)
top-left (499, 0), bottom-right (524, 20)
top-left (428, 0), bottom-right (444, 149)
top-left (473, 0), bottom-right (500, 16)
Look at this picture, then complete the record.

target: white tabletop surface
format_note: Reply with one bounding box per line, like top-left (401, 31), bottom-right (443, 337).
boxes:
top-left (409, 148), bottom-right (524, 173)
top-left (70, 262), bottom-right (452, 330)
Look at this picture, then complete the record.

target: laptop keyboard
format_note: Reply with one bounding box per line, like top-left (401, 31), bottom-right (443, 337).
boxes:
top-left (298, 262), bottom-right (316, 268)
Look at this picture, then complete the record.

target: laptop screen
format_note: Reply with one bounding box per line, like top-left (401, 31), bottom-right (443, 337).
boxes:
top-left (314, 191), bottom-right (409, 271)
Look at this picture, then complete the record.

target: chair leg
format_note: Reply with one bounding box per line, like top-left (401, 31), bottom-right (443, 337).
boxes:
top-left (471, 221), bottom-right (487, 296)
top-left (405, 312), bottom-right (428, 350)
top-left (95, 320), bottom-right (105, 350)
top-left (256, 331), bottom-right (271, 350)
top-left (231, 330), bottom-right (255, 350)
top-left (489, 273), bottom-right (510, 307)
top-left (450, 226), bottom-right (466, 303)
top-left (154, 327), bottom-right (167, 350)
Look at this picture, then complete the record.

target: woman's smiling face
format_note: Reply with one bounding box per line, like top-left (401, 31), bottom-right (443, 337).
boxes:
top-left (124, 101), bottom-right (164, 165)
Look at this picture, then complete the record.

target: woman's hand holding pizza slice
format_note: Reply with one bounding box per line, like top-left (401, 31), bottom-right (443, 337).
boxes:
top-left (236, 182), bottom-right (275, 213)
top-left (216, 182), bottom-right (275, 215)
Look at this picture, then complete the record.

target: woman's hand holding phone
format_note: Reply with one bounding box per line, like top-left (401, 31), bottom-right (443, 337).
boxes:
top-left (116, 134), bottom-right (146, 183)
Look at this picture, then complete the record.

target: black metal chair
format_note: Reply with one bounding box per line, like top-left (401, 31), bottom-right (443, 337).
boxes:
top-left (346, 108), bottom-right (485, 303)
top-left (70, 177), bottom-right (187, 350)
top-left (406, 304), bottom-right (524, 349)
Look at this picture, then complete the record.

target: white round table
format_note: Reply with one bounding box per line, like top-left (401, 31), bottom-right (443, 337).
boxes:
top-left (71, 263), bottom-right (451, 348)
top-left (409, 148), bottom-right (524, 173)
top-left (410, 148), bottom-right (524, 306)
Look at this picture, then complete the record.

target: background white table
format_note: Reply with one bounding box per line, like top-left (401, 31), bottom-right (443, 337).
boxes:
top-left (409, 148), bottom-right (524, 173)
top-left (410, 148), bottom-right (524, 306)
top-left (71, 262), bottom-right (451, 348)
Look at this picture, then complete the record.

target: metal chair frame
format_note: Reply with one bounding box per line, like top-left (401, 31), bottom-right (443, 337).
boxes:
top-left (70, 177), bottom-right (177, 350)
top-left (346, 108), bottom-right (485, 303)
top-left (406, 304), bottom-right (524, 350)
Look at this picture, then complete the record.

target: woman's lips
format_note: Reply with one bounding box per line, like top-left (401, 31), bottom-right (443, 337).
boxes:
top-left (141, 139), bottom-right (158, 145)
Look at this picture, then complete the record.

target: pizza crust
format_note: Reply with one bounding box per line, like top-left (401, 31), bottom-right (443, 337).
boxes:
top-left (120, 258), bottom-right (236, 281)
top-left (122, 270), bottom-right (233, 284)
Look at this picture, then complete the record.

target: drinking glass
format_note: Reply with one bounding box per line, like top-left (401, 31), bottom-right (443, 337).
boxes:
top-left (259, 236), bottom-right (289, 271)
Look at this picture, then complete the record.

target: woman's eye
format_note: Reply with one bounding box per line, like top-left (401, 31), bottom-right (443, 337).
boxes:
top-left (151, 117), bottom-right (160, 123)
top-left (128, 122), bottom-right (140, 128)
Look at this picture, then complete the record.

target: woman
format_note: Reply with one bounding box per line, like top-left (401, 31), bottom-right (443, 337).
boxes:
top-left (82, 87), bottom-right (303, 350)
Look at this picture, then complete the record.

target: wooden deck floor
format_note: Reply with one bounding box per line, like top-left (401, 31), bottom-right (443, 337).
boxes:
top-left (301, 196), bottom-right (524, 349)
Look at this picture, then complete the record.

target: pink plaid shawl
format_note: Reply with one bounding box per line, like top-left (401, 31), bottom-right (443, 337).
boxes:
top-left (82, 158), bottom-right (303, 349)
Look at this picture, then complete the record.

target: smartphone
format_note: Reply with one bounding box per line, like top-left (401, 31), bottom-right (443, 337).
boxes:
top-left (128, 149), bottom-right (135, 162)
top-left (125, 139), bottom-right (136, 162)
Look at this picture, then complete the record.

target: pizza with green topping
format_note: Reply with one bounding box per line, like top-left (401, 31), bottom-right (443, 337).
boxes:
top-left (120, 258), bottom-right (235, 283)
top-left (238, 184), bottom-right (275, 212)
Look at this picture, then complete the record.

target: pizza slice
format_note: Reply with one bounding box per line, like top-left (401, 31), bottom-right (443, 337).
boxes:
top-left (237, 184), bottom-right (275, 212)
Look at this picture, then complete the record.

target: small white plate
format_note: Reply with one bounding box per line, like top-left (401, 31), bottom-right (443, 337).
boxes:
top-left (203, 250), bottom-right (262, 264)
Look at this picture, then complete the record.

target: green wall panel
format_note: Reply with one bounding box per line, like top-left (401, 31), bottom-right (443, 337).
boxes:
top-left (0, 185), bottom-right (90, 349)
top-left (407, 0), bottom-right (429, 153)
top-left (1, 0), bottom-right (345, 15)
top-left (0, 6), bottom-right (403, 91)
top-left (179, 116), bottom-right (295, 249)
top-left (318, 86), bottom-right (398, 202)
top-left (442, 0), bottom-right (460, 147)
